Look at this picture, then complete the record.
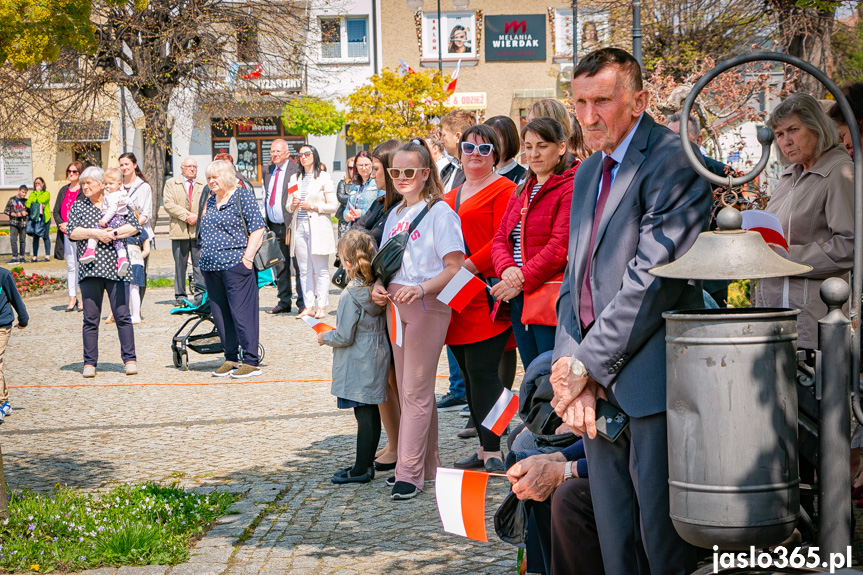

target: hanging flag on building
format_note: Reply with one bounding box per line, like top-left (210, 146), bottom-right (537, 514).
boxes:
top-left (302, 316), bottom-right (334, 334)
top-left (398, 58), bottom-right (416, 76)
top-left (446, 59), bottom-right (462, 93)
top-left (437, 267), bottom-right (487, 313)
top-left (481, 388), bottom-right (519, 436)
top-left (435, 468), bottom-right (489, 542)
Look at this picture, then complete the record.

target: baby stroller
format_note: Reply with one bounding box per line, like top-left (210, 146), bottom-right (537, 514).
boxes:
top-left (170, 269), bottom-right (275, 371)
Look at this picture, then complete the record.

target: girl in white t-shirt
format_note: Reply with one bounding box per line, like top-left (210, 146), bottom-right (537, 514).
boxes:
top-left (371, 139), bottom-right (465, 501)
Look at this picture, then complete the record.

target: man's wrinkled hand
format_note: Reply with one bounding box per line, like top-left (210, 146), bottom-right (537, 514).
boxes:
top-left (562, 380), bottom-right (606, 439)
top-left (551, 356), bottom-right (589, 418)
top-left (506, 455), bottom-right (566, 502)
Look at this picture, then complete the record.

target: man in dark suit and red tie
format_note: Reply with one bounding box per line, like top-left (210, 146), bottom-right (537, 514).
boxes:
top-left (551, 48), bottom-right (711, 574)
top-left (263, 139), bottom-right (303, 314)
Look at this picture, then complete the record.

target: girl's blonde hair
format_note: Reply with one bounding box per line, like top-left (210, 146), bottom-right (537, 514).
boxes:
top-left (337, 229), bottom-right (377, 286)
top-left (103, 167), bottom-right (123, 183)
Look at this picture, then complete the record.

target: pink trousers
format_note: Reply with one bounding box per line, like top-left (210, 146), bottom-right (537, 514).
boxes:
top-left (387, 283), bottom-right (451, 489)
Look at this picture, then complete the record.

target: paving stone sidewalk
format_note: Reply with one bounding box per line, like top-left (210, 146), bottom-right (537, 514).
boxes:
top-left (3, 286), bottom-right (521, 575)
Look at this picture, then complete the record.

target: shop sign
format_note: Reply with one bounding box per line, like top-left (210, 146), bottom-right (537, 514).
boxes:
top-left (0, 140), bottom-right (32, 189)
top-left (485, 15), bottom-right (546, 61)
top-left (444, 92), bottom-right (487, 110)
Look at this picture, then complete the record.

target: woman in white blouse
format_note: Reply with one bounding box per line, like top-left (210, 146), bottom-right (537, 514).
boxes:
top-left (287, 145), bottom-right (338, 319)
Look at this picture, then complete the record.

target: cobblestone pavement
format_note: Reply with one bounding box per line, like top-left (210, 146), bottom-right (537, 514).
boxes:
top-left (2, 280), bottom-right (522, 575)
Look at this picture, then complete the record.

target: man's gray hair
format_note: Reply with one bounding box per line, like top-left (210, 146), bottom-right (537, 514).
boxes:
top-left (667, 112), bottom-right (699, 132)
top-left (767, 93), bottom-right (839, 166)
top-left (79, 166), bottom-right (104, 183)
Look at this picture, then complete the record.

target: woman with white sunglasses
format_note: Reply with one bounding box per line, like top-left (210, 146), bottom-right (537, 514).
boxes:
top-left (443, 124), bottom-right (516, 474)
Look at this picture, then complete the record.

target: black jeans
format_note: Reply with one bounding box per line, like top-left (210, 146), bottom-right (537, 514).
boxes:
top-left (80, 277), bottom-right (136, 367)
top-left (449, 329), bottom-right (511, 452)
top-left (9, 226), bottom-right (25, 259)
top-left (203, 262), bottom-right (260, 366)
top-left (549, 478), bottom-right (605, 575)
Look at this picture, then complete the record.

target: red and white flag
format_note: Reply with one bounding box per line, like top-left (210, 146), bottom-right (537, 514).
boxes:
top-left (302, 316), bottom-right (334, 334)
top-left (481, 388), bottom-right (519, 436)
top-left (740, 210), bottom-right (788, 251)
top-left (435, 468), bottom-right (489, 542)
top-left (287, 182), bottom-right (298, 195)
top-left (398, 58), bottom-right (416, 76)
top-left (437, 267), bottom-right (487, 313)
top-left (388, 300), bottom-right (403, 347)
top-left (446, 59), bottom-right (461, 93)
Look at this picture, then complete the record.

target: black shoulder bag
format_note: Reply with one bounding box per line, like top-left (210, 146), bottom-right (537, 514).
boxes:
top-left (371, 203), bottom-right (430, 286)
top-left (236, 188), bottom-right (284, 272)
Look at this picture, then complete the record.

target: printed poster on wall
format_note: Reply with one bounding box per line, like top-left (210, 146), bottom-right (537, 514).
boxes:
top-left (0, 140), bottom-right (33, 189)
top-left (485, 15), bottom-right (547, 61)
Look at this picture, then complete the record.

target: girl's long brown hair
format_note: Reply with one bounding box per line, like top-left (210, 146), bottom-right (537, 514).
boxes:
top-left (371, 139), bottom-right (402, 210)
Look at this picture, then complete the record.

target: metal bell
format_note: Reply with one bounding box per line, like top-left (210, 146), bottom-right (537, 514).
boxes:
top-left (650, 207), bottom-right (812, 280)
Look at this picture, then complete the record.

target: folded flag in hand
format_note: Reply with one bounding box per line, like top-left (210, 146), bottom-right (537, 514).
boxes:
top-left (481, 388), bottom-right (519, 436)
top-left (437, 267), bottom-right (487, 313)
top-left (435, 468), bottom-right (489, 542)
top-left (389, 300), bottom-right (403, 347)
top-left (740, 210), bottom-right (788, 251)
top-left (302, 316), bottom-right (334, 334)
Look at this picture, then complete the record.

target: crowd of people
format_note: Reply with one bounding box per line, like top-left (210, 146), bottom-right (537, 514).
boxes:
top-left (3, 44), bottom-right (861, 575)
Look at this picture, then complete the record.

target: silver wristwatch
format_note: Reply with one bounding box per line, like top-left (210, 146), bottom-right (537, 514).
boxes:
top-left (563, 460), bottom-right (575, 481)
top-left (569, 357), bottom-right (589, 378)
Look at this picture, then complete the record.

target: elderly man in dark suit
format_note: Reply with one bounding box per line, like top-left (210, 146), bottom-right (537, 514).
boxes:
top-left (262, 139), bottom-right (304, 315)
top-left (551, 48), bottom-right (711, 574)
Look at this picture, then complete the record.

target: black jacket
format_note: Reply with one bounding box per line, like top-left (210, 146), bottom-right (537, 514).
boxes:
top-left (52, 184), bottom-right (85, 261)
top-left (0, 267), bottom-right (28, 328)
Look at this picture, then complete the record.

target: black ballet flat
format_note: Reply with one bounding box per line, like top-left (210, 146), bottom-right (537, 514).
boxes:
top-left (373, 460), bottom-right (396, 472)
top-left (331, 467), bottom-right (374, 484)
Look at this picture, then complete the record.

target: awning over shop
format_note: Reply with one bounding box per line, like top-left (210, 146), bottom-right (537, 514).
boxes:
top-left (57, 121), bottom-right (112, 143)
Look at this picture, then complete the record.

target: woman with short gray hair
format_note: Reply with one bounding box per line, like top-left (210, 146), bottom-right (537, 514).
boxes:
top-left (67, 165), bottom-right (142, 378)
top-left (755, 93), bottom-right (854, 351)
top-left (198, 160), bottom-right (265, 379)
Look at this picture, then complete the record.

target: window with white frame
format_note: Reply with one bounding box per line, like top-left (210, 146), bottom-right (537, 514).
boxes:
top-left (320, 17), bottom-right (368, 61)
top-left (421, 11), bottom-right (475, 61)
top-left (554, 8), bottom-right (609, 58)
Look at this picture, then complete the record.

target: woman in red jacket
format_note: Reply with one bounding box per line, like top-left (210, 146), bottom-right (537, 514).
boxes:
top-left (444, 125), bottom-right (516, 473)
top-left (491, 117), bottom-right (576, 370)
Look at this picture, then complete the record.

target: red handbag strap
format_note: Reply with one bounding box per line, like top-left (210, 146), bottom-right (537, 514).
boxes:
top-left (519, 184), bottom-right (530, 264)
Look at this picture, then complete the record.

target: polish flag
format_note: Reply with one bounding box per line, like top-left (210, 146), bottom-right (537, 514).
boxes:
top-left (435, 468), bottom-right (489, 542)
top-left (287, 182), bottom-right (298, 195)
top-left (481, 388), bottom-right (519, 436)
top-left (398, 58), bottom-right (416, 76)
top-left (302, 316), bottom-right (334, 334)
top-left (446, 59), bottom-right (461, 93)
top-left (437, 267), bottom-right (487, 313)
top-left (741, 210), bottom-right (788, 251)
top-left (389, 300), bottom-right (403, 347)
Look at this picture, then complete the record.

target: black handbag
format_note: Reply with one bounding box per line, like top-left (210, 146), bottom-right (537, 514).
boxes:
top-left (494, 491), bottom-right (528, 546)
top-left (371, 204), bottom-right (429, 285)
top-left (331, 265), bottom-right (348, 289)
top-left (237, 190), bottom-right (284, 272)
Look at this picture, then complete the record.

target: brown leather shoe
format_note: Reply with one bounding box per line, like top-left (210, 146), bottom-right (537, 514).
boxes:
top-left (266, 305), bottom-right (291, 315)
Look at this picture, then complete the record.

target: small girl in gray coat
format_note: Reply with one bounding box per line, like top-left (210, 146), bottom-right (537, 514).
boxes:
top-left (318, 229), bottom-right (390, 484)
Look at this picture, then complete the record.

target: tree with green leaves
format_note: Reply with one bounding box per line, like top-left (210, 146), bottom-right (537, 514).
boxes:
top-left (342, 68), bottom-right (454, 147)
top-left (0, 0), bottom-right (323, 214)
top-left (282, 97), bottom-right (345, 138)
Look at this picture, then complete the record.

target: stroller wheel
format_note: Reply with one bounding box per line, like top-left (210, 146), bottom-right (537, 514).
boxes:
top-left (172, 348), bottom-right (181, 368)
top-left (258, 344), bottom-right (265, 363)
top-left (180, 351), bottom-right (189, 371)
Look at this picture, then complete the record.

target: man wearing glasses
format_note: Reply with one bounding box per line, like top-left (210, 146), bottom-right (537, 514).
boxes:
top-left (263, 139), bottom-right (304, 315)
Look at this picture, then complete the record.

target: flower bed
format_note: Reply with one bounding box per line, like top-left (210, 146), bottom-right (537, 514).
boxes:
top-left (0, 482), bottom-right (237, 573)
top-left (10, 268), bottom-right (64, 298)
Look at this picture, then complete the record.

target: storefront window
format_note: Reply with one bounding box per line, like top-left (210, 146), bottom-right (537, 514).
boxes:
top-left (74, 144), bottom-right (102, 168)
top-left (211, 117), bottom-right (304, 185)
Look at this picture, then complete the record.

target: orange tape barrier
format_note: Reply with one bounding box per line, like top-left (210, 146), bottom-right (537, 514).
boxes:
top-left (9, 378), bottom-right (331, 389)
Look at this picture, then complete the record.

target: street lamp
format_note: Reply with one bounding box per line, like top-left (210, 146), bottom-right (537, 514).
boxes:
top-left (405, 0), bottom-right (470, 73)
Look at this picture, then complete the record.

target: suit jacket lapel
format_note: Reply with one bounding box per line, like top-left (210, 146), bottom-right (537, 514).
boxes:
top-left (590, 115), bottom-right (653, 262)
top-left (571, 154), bottom-right (602, 293)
